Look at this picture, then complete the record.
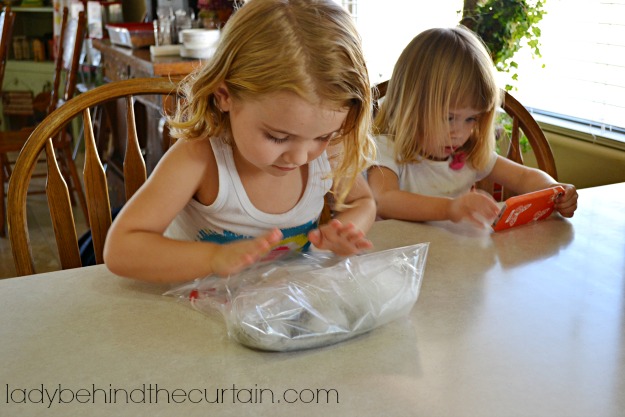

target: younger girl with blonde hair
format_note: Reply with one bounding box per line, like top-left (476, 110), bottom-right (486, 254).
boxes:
top-left (104, 0), bottom-right (377, 283)
top-left (368, 26), bottom-right (577, 226)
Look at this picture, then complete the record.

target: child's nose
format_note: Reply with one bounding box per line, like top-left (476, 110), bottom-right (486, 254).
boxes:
top-left (284, 145), bottom-right (309, 166)
top-left (450, 123), bottom-right (469, 139)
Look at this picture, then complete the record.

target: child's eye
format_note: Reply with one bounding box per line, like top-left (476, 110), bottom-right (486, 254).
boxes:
top-left (265, 133), bottom-right (288, 143)
top-left (317, 132), bottom-right (337, 142)
top-left (467, 116), bottom-right (478, 123)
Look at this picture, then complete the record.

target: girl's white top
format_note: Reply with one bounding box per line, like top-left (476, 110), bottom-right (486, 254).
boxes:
top-left (373, 135), bottom-right (497, 198)
top-left (165, 136), bottom-right (332, 254)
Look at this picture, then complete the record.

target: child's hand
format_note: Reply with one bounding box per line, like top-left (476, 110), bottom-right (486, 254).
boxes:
top-left (554, 183), bottom-right (578, 218)
top-left (209, 228), bottom-right (283, 276)
top-left (308, 219), bottom-right (373, 256)
top-left (449, 190), bottom-right (500, 227)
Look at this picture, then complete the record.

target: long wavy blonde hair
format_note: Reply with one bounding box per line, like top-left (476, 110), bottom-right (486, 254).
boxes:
top-left (374, 26), bottom-right (500, 170)
top-left (169, 0), bottom-right (375, 208)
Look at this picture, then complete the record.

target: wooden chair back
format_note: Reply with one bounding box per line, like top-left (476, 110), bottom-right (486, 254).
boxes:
top-left (499, 90), bottom-right (557, 177)
top-left (0, 7), bottom-right (87, 237)
top-left (372, 79), bottom-right (387, 117)
top-left (8, 77), bottom-right (180, 276)
top-left (49, 8), bottom-right (86, 114)
top-left (481, 90), bottom-right (558, 200)
top-left (0, 6), bottom-right (16, 236)
top-left (0, 6), bottom-right (16, 89)
top-left (48, 8), bottom-right (88, 215)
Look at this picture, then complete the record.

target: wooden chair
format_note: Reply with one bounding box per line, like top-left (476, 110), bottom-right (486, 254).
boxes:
top-left (8, 77), bottom-right (180, 276)
top-left (0, 7), bottom-right (15, 93)
top-left (498, 90), bottom-right (557, 177)
top-left (491, 89), bottom-right (558, 200)
top-left (372, 80), bottom-right (557, 200)
top-left (0, 6), bottom-right (16, 236)
top-left (0, 8), bottom-right (87, 237)
top-left (372, 79), bottom-right (387, 117)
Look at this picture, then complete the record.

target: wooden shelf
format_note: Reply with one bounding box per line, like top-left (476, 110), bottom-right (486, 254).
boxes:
top-left (6, 60), bottom-right (55, 68)
top-left (12, 6), bottom-right (53, 13)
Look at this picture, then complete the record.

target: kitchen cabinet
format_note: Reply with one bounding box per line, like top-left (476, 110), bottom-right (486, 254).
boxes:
top-left (1, 6), bottom-right (55, 130)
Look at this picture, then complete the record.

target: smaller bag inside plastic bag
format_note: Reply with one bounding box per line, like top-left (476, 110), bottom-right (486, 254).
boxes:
top-left (165, 243), bottom-right (429, 351)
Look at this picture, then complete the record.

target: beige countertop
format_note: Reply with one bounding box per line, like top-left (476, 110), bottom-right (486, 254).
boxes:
top-left (1, 183), bottom-right (624, 416)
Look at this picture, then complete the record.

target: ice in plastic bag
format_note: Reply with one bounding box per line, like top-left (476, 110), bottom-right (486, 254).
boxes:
top-left (165, 243), bottom-right (429, 351)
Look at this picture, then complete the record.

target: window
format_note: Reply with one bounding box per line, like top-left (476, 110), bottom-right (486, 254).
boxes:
top-left (511, 0), bottom-right (625, 145)
top-left (350, 0), bottom-right (463, 84)
top-left (339, 0), bottom-right (357, 18)
top-left (337, 0), bottom-right (625, 146)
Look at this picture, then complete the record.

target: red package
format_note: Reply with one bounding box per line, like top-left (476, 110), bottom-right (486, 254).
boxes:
top-left (492, 186), bottom-right (565, 232)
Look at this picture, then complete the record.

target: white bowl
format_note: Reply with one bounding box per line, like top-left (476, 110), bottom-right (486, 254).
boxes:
top-left (180, 45), bottom-right (217, 59)
top-left (180, 28), bottom-right (220, 48)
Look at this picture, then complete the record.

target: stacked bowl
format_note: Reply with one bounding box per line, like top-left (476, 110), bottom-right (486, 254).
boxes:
top-left (180, 29), bottom-right (220, 59)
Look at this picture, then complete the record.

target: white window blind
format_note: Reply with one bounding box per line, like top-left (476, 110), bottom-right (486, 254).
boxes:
top-left (512, 0), bottom-right (625, 137)
top-left (340, 0), bottom-right (358, 19)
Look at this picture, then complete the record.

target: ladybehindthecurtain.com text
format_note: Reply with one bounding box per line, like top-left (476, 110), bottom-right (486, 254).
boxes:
top-left (4, 383), bottom-right (340, 408)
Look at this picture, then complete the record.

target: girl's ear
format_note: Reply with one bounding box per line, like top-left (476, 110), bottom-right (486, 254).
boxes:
top-left (214, 82), bottom-right (232, 112)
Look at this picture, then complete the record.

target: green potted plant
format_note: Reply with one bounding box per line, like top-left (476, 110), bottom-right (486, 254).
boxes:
top-left (460, 0), bottom-right (546, 90)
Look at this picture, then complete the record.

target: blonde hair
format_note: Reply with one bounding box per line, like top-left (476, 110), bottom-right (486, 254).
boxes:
top-left (169, 0), bottom-right (374, 208)
top-left (374, 25), bottom-right (500, 170)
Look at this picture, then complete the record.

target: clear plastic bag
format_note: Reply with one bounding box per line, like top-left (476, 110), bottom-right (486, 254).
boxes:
top-left (165, 243), bottom-right (429, 351)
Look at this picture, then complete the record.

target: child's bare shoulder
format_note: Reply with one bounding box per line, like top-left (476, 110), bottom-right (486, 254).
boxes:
top-left (169, 137), bottom-right (216, 163)
top-left (154, 137), bottom-right (218, 184)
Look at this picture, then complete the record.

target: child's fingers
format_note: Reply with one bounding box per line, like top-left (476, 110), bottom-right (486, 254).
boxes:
top-left (310, 222), bottom-right (371, 255)
top-left (211, 249), bottom-right (253, 277)
top-left (466, 214), bottom-right (491, 228)
top-left (474, 188), bottom-right (498, 203)
top-left (323, 222), bottom-right (358, 246)
top-left (247, 230), bottom-right (281, 257)
top-left (556, 200), bottom-right (577, 217)
top-left (453, 193), bottom-right (499, 227)
top-left (250, 228), bottom-right (283, 258)
top-left (344, 229), bottom-right (368, 246)
top-left (354, 238), bottom-right (373, 250)
top-left (555, 187), bottom-right (578, 218)
top-left (335, 223), bottom-right (360, 240)
top-left (336, 237), bottom-right (371, 255)
top-left (308, 229), bottom-right (322, 247)
top-left (262, 228), bottom-right (284, 246)
top-left (211, 230), bottom-right (283, 276)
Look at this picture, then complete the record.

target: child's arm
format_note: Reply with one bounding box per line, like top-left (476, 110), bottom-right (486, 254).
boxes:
top-left (103, 139), bottom-right (282, 283)
top-left (308, 174), bottom-right (376, 256)
top-left (367, 165), bottom-right (500, 226)
top-left (487, 156), bottom-right (578, 218)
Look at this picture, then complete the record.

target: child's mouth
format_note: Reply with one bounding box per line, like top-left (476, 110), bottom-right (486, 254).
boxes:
top-left (274, 165), bottom-right (297, 172)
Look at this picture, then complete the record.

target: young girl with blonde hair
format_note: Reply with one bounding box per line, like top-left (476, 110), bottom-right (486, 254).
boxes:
top-left (104, 0), bottom-right (377, 283)
top-left (368, 26), bottom-right (577, 226)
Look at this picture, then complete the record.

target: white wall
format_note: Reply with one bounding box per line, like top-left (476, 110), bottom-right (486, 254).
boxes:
top-left (548, 134), bottom-right (625, 189)
top-left (354, 0), bottom-right (463, 83)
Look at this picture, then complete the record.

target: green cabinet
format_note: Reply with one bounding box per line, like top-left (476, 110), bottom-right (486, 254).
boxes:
top-left (3, 60), bottom-right (55, 93)
top-left (1, 7), bottom-right (54, 130)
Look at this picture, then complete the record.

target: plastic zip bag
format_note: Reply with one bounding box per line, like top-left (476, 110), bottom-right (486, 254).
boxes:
top-left (165, 243), bottom-right (429, 351)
